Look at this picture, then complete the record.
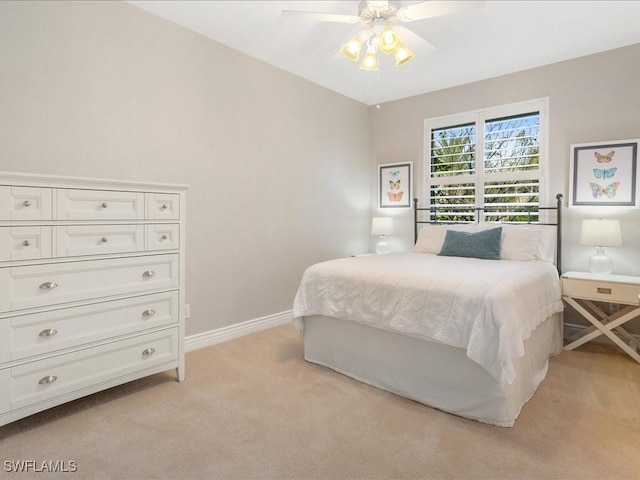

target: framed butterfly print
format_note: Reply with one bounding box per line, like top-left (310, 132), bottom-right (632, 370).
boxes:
top-left (378, 161), bottom-right (412, 208)
top-left (570, 140), bottom-right (639, 207)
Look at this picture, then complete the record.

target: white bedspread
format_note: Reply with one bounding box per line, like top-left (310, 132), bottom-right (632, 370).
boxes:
top-left (292, 253), bottom-right (564, 388)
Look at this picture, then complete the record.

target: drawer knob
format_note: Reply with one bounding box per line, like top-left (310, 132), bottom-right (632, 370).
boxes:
top-left (39, 281), bottom-right (58, 290)
top-left (39, 328), bottom-right (58, 337)
top-left (101, 202), bottom-right (108, 208)
top-left (142, 347), bottom-right (155, 357)
top-left (161, 204), bottom-right (168, 210)
top-left (38, 375), bottom-right (57, 385)
top-left (23, 200), bottom-right (32, 207)
top-left (101, 237), bottom-right (108, 243)
top-left (161, 234), bottom-right (168, 240)
top-left (23, 240), bottom-right (31, 247)
top-left (142, 309), bottom-right (156, 318)
top-left (142, 270), bottom-right (155, 279)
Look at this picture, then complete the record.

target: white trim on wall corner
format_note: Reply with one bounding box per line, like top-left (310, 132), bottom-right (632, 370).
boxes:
top-left (185, 310), bottom-right (293, 352)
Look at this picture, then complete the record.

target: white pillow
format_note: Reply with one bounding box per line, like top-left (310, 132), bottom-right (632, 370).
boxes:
top-left (414, 223), bottom-right (557, 263)
top-left (478, 223), bottom-right (556, 262)
top-left (533, 225), bottom-right (557, 263)
top-left (413, 224), bottom-right (478, 254)
top-left (500, 225), bottom-right (541, 261)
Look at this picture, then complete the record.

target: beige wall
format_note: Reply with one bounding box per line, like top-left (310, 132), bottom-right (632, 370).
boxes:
top-left (0, 1), bottom-right (372, 336)
top-left (2, 0), bottom-right (639, 340)
top-left (371, 43), bottom-right (640, 278)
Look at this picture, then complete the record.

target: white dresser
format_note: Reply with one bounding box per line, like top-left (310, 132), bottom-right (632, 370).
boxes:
top-left (0, 171), bottom-right (187, 427)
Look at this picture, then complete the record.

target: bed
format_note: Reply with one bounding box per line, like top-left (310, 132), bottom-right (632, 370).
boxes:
top-left (292, 195), bottom-right (565, 427)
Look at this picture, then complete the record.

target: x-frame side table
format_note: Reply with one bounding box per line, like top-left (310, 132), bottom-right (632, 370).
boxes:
top-left (562, 271), bottom-right (640, 364)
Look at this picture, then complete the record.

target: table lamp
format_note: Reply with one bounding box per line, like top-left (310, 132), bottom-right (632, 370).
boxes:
top-left (579, 218), bottom-right (622, 274)
top-left (371, 217), bottom-right (393, 254)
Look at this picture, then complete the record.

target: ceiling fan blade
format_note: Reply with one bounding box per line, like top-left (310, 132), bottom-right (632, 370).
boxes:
top-left (282, 10), bottom-right (361, 24)
top-left (397, 1), bottom-right (485, 22)
top-left (394, 25), bottom-right (437, 53)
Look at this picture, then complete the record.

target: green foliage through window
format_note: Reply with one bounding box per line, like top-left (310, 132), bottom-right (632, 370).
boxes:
top-left (426, 107), bottom-right (544, 224)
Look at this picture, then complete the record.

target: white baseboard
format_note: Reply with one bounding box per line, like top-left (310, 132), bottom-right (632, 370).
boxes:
top-left (186, 318), bottom-right (639, 353)
top-left (185, 310), bottom-right (293, 352)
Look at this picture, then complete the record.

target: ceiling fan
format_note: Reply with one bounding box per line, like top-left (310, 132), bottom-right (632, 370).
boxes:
top-left (282, 1), bottom-right (485, 71)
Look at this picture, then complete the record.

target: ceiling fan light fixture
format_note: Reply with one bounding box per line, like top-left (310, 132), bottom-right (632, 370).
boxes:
top-left (378, 26), bottom-right (401, 54)
top-left (341, 34), bottom-right (365, 61)
top-left (284, 0), bottom-right (487, 72)
top-left (340, 31), bottom-right (369, 62)
top-left (394, 43), bottom-right (415, 66)
top-left (360, 48), bottom-right (379, 71)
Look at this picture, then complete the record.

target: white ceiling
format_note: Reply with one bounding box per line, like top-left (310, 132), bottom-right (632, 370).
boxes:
top-left (126, 1), bottom-right (640, 106)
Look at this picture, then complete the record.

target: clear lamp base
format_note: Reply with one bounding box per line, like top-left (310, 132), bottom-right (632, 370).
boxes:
top-left (588, 246), bottom-right (613, 275)
top-left (375, 236), bottom-right (389, 255)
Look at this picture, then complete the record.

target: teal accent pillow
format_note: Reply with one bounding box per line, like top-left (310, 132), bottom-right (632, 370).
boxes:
top-left (438, 227), bottom-right (502, 260)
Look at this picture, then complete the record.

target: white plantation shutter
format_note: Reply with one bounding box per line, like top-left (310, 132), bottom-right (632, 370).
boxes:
top-left (425, 99), bottom-right (548, 223)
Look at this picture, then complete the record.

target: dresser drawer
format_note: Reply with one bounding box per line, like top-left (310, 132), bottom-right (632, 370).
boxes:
top-left (56, 189), bottom-right (145, 221)
top-left (562, 277), bottom-right (640, 305)
top-left (0, 186), bottom-right (52, 221)
top-left (146, 224), bottom-right (179, 251)
top-left (6, 327), bottom-right (179, 411)
top-left (0, 226), bottom-right (52, 262)
top-left (55, 224), bottom-right (144, 257)
top-left (146, 193), bottom-right (179, 220)
top-left (2, 291), bottom-right (179, 363)
top-left (0, 254), bottom-right (179, 313)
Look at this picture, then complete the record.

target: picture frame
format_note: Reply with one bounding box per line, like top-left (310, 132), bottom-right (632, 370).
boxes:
top-left (569, 139), bottom-right (639, 207)
top-left (378, 161), bottom-right (412, 208)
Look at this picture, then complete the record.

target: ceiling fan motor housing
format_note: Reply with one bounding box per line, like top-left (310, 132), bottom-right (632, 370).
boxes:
top-left (358, 1), bottom-right (401, 26)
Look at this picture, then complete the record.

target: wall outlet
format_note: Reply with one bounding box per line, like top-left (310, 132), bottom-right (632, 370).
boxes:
top-left (184, 304), bottom-right (190, 319)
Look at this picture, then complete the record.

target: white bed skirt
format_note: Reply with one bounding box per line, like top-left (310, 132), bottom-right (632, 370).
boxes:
top-left (298, 313), bottom-right (563, 427)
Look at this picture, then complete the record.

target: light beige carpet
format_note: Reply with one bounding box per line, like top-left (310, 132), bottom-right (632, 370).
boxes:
top-left (1, 324), bottom-right (639, 480)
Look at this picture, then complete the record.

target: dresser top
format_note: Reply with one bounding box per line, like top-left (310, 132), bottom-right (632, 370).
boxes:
top-left (562, 271), bottom-right (640, 285)
top-left (0, 171), bottom-right (189, 192)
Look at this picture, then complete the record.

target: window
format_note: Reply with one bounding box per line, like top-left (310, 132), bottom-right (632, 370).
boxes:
top-left (425, 99), bottom-right (548, 223)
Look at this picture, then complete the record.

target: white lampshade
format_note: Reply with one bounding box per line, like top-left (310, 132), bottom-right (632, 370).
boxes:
top-left (579, 219), bottom-right (622, 247)
top-left (579, 219), bottom-right (622, 275)
top-left (371, 217), bottom-right (394, 236)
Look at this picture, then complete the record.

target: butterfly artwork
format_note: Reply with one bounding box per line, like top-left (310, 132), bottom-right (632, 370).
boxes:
top-left (589, 182), bottom-right (620, 199)
top-left (593, 167), bottom-right (617, 179)
top-left (387, 180), bottom-right (403, 202)
top-left (379, 162), bottom-right (412, 207)
top-left (570, 142), bottom-right (636, 206)
top-left (388, 191), bottom-right (404, 202)
top-left (594, 151), bottom-right (615, 163)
